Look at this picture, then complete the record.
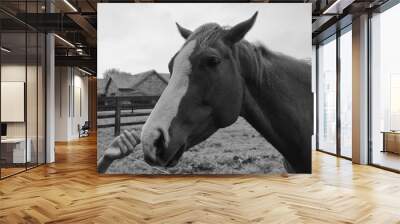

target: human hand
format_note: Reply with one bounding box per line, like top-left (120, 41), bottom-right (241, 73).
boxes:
top-left (104, 129), bottom-right (141, 160)
top-left (98, 129), bottom-right (141, 173)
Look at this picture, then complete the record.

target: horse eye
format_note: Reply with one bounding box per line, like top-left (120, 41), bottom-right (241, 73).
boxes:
top-left (205, 56), bottom-right (221, 67)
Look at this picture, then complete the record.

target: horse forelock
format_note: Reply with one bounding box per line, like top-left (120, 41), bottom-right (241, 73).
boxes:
top-left (187, 23), bottom-right (225, 48)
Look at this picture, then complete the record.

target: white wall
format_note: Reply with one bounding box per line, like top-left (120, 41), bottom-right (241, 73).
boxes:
top-left (1, 65), bottom-right (27, 139)
top-left (71, 73), bottom-right (89, 138)
top-left (55, 67), bottom-right (89, 141)
top-left (55, 66), bottom-right (68, 141)
top-left (2, 63), bottom-right (47, 164)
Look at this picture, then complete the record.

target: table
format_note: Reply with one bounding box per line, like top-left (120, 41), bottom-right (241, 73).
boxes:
top-left (1, 138), bottom-right (32, 164)
top-left (382, 131), bottom-right (400, 154)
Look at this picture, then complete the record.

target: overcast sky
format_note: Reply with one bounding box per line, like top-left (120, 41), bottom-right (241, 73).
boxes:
top-left (98, 3), bottom-right (311, 78)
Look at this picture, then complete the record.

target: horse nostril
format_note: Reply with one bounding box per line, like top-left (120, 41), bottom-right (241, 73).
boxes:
top-left (154, 129), bottom-right (165, 151)
top-left (154, 128), bottom-right (165, 158)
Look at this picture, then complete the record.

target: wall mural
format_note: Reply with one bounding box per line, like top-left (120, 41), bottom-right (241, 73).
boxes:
top-left (97, 3), bottom-right (312, 174)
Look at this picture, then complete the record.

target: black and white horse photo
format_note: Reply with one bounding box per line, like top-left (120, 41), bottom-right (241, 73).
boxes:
top-left (97, 4), bottom-right (312, 174)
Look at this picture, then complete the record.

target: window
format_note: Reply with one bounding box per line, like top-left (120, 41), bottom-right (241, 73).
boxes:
top-left (317, 25), bottom-right (353, 159)
top-left (390, 74), bottom-right (400, 130)
top-left (318, 36), bottom-right (337, 154)
top-left (339, 28), bottom-right (352, 158)
top-left (0, 2), bottom-right (47, 179)
top-left (370, 3), bottom-right (400, 171)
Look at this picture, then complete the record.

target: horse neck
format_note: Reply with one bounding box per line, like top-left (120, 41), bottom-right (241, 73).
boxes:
top-left (235, 42), bottom-right (312, 173)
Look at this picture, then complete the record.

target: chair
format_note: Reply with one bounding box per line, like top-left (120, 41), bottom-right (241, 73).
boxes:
top-left (79, 121), bottom-right (90, 138)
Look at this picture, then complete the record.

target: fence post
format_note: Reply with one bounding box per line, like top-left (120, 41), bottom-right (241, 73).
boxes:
top-left (115, 97), bottom-right (121, 136)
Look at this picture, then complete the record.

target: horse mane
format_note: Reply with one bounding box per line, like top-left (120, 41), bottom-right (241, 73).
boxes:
top-left (235, 40), bottom-right (311, 91)
top-left (256, 43), bottom-right (311, 86)
top-left (187, 23), bottom-right (311, 93)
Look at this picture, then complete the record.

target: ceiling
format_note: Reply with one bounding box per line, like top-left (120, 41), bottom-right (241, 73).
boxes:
top-left (0, 0), bottom-right (392, 74)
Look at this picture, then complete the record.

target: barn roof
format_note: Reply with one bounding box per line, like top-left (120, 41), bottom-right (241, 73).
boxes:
top-left (106, 70), bottom-right (137, 89)
top-left (100, 69), bottom-right (170, 95)
top-left (130, 70), bottom-right (169, 89)
top-left (129, 69), bottom-right (169, 89)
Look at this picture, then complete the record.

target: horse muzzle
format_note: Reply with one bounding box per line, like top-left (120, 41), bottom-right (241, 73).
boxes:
top-left (141, 126), bottom-right (185, 167)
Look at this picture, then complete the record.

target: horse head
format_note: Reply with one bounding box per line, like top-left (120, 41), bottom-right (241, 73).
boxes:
top-left (141, 12), bottom-right (258, 167)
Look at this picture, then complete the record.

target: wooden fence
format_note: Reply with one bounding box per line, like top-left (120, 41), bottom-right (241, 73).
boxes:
top-left (97, 96), bottom-right (156, 136)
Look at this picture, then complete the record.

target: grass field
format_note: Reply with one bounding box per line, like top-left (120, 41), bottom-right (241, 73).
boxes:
top-left (97, 115), bottom-right (286, 174)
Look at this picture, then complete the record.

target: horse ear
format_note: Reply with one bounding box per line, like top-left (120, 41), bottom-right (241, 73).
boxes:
top-left (224, 11), bottom-right (258, 45)
top-left (176, 23), bottom-right (193, 39)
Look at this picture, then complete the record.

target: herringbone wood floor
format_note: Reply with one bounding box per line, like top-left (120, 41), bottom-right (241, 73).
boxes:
top-left (1, 135), bottom-right (400, 224)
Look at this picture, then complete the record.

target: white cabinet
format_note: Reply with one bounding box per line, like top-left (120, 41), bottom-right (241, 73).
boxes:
top-left (1, 138), bottom-right (32, 163)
